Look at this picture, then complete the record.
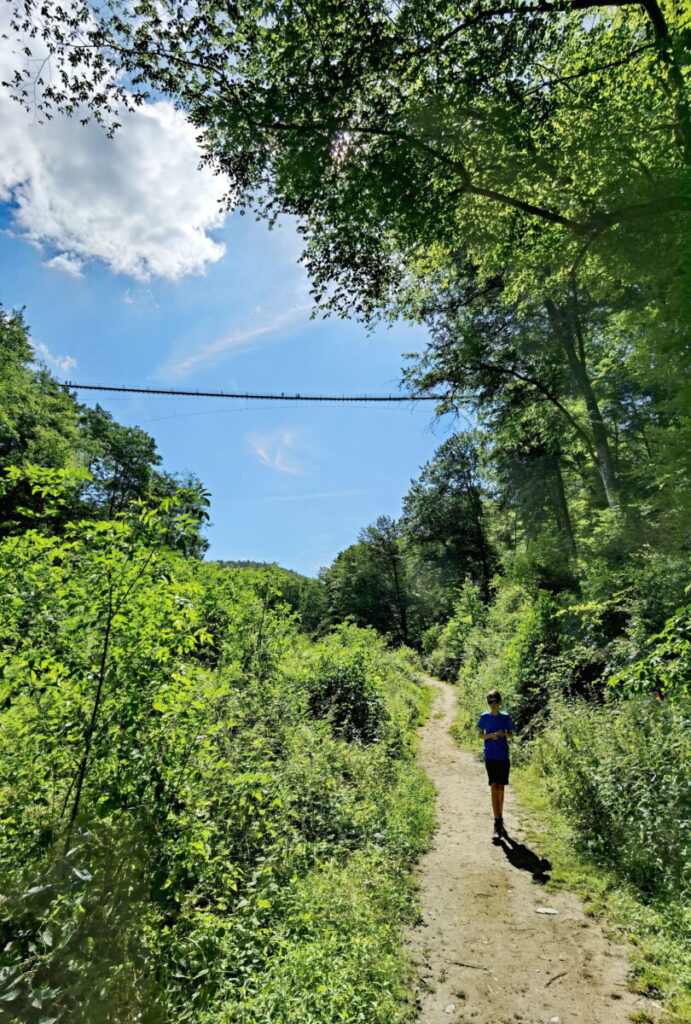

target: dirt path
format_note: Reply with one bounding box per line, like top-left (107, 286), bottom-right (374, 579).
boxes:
top-left (405, 679), bottom-right (659, 1024)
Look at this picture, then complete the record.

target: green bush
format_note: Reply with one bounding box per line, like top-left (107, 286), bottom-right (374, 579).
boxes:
top-left (532, 696), bottom-right (690, 897)
top-left (0, 477), bottom-right (434, 1023)
top-left (424, 581), bottom-right (484, 682)
top-left (300, 625), bottom-right (390, 744)
top-left (610, 594), bottom-right (691, 703)
top-left (201, 848), bottom-right (425, 1024)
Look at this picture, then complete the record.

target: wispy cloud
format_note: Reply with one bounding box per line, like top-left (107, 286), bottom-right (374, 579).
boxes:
top-left (30, 340), bottom-right (78, 374)
top-left (159, 303), bottom-right (310, 379)
top-left (248, 429), bottom-right (305, 475)
top-left (43, 253), bottom-right (85, 278)
top-left (226, 489), bottom-right (382, 505)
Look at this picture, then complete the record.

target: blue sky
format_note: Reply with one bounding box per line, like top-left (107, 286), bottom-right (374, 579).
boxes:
top-left (0, 28), bottom-right (456, 575)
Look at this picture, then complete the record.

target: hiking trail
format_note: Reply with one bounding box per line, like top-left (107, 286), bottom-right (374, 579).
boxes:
top-left (405, 678), bottom-right (661, 1024)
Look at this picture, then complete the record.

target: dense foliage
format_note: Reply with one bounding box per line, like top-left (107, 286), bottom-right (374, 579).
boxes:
top-left (0, 466), bottom-right (433, 1023)
top-left (0, 308), bottom-right (209, 555)
top-left (2, 0), bottom-right (689, 1017)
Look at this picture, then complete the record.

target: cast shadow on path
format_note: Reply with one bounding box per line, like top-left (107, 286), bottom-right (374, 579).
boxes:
top-left (495, 832), bottom-right (552, 883)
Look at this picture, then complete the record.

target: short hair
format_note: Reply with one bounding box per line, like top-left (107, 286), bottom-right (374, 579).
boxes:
top-left (486, 689), bottom-right (502, 702)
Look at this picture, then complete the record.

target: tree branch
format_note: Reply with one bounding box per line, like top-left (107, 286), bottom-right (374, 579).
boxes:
top-left (523, 44), bottom-right (656, 96)
top-left (590, 193), bottom-right (690, 231)
top-left (413, 359), bottom-right (597, 461)
top-left (465, 183), bottom-right (586, 231)
top-left (476, 359), bottom-right (598, 460)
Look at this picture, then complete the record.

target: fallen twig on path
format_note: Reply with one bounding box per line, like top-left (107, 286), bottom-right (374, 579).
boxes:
top-left (545, 972), bottom-right (568, 987)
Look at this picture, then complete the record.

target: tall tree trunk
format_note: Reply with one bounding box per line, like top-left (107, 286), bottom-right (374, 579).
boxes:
top-left (545, 300), bottom-right (620, 510)
top-left (465, 481), bottom-right (493, 600)
top-left (547, 453), bottom-right (576, 555)
top-left (387, 546), bottom-right (410, 645)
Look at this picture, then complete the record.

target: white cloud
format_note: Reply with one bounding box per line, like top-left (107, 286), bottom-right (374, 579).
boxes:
top-left (0, 14), bottom-right (229, 280)
top-left (159, 303), bottom-right (311, 378)
top-left (30, 340), bottom-right (78, 374)
top-left (248, 430), bottom-right (305, 475)
top-left (43, 252), bottom-right (85, 278)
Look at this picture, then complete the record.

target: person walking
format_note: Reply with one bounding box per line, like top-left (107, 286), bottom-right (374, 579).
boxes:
top-left (477, 689), bottom-right (514, 840)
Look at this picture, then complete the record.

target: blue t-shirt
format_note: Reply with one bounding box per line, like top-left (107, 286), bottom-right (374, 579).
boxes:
top-left (477, 711), bottom-right (514, 761)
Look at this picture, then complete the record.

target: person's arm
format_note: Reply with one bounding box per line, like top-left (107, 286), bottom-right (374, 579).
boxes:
top-left (482, 724), bottom-right (511, 739)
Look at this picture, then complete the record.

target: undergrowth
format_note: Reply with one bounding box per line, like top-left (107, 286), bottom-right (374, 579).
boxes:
top-left (512, 762), bottom-right (691, 1024)
top-left (0, 479), bottom-right (436, 1024)
top-left (451, 699), bottom-right (691, 1024)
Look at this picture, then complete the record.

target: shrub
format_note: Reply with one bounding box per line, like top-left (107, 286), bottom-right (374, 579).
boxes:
top-left (0, 494), bottom-right (432, 1024)
top-left (300, 625), bottom-right (390, 744)
top-left (531, 695), bottom-right (690, 897)
top-left (610, 594), bottom-right (691, 703)
top-left (425, 581), bottom-right (484, 682)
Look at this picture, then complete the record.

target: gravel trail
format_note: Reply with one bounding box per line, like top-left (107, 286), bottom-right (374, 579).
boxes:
top-left (406, 678), bottom-right (659, 1024)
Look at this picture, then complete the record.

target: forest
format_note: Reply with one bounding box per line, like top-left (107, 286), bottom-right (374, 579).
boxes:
top-left (1, 0), bottom-right (690, 1022)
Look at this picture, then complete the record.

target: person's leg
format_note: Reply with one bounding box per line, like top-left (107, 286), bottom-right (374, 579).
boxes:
top-left (490, 783), bottom-right (502, 819)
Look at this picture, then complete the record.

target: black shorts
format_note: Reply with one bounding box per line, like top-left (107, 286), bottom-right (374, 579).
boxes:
top-left (485, 759), bottom-right (510, 785)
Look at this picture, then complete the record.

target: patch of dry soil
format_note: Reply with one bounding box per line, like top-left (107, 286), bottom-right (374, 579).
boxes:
top-left (406, 679), bottom-right (660, 1024)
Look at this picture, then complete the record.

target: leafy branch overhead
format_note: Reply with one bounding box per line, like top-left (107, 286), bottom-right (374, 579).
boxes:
top-left (5, 0), bottom-right (689, 311)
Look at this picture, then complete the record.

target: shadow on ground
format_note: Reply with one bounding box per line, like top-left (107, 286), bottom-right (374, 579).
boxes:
top-left (496, 833), bottom-right (552, 883)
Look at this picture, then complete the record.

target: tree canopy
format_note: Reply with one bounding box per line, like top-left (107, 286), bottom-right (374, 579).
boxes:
top-left (0, 309), bottom-right (210, 553)
top-left (6, 1), bottom-right (689, 313)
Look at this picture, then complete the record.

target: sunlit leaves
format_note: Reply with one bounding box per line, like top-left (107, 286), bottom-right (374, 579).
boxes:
top-left (5, 1), bottom-right (688, 306)
top-left (0, 471), bottom-right (431, 1022)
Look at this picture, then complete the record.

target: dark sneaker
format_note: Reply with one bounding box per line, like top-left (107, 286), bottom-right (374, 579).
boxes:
top-left (493, 819), bottom-right (502, 841)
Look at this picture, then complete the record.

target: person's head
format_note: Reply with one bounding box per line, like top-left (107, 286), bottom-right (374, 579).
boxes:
top-left (486, 689), bottom-right (502, 710)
